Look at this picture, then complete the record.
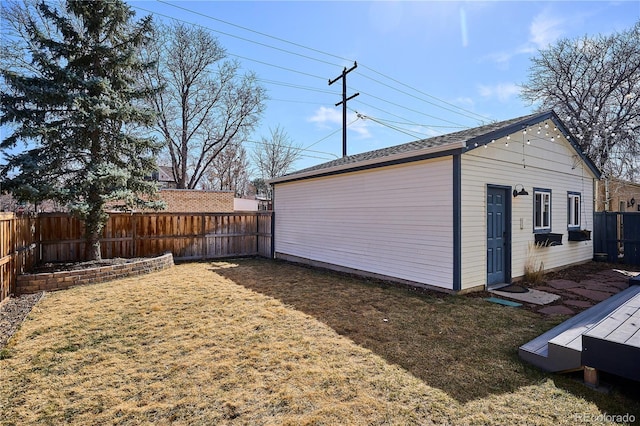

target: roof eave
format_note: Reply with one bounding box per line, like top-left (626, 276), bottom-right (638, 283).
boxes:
top-left (269, 141), bottom-right (466, 184)
top-left (463, 110), bottom-right (602, 179)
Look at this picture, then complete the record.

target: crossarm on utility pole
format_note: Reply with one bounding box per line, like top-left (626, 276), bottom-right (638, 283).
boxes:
top-left (329, 62), bottom-right (359, 157)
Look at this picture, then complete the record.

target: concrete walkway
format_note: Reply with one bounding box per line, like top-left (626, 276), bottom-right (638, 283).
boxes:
top-left (530, 269), bottom-right (639, 316)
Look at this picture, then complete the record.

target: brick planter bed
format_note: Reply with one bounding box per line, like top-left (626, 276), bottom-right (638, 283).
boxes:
top-left (17, 252), bottom-right (174, 294)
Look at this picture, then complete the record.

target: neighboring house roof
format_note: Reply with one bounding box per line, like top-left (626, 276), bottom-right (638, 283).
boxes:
top-left (157, 165), bottom-right (176, 183)
top-left (270, 110), bottom-right (601, 184)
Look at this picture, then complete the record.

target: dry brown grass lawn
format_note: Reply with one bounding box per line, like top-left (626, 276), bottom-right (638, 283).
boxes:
top-left (1, 259), bottom-right (638, 425)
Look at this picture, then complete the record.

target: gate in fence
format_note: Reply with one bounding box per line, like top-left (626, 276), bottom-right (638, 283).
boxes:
top-left (594, 212), bottom-right (640, 265)
top-left (0, 213), bottom-right (37, 303)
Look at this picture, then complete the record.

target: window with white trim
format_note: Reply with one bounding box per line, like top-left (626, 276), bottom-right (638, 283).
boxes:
top-left (568, 192), bottom-right (581, 229)
top-left (534, 189), bottom-right (551, 232)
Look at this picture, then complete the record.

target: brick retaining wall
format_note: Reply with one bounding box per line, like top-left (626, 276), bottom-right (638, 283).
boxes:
top-left (17, 253), bottom-right (174, 294)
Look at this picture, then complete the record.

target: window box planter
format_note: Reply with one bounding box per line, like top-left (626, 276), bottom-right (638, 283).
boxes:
top-left (535, 232), bottom-right (563, 247)
top-left (568, 229), bottom-right (591, 241)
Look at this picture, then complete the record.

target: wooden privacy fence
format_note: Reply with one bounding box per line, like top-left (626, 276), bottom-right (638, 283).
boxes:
top-left (38, 212), bottom-right (273, 262)
top-left (0, 213), bottom-right (38, 303)
top-left (0, 211), bottom-right (272, 302)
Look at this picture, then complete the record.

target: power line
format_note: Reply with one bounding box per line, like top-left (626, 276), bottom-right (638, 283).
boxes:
top-left (257, 78), bottom-right (338, 95)
top-left (355, 111), bottom-right (426, 140)
top-left (224, 53), bottom-right (327, 82)
top-left (269, 98), bottom-right (332, 105)
top-left (358, 64), bottom-right (494, 123)
top-left (357, 71), bottom-right (488, 124)
top-left (143, 1), bottom-right (492, 126)
top-left (302, 117), bottom-right (361, 152)
top-left (368, 117), bottom-right (466, 129)
top-left (155, 0), bottom-right (351, 64)
top-left (352, 99), bottom-right (465, 132)
top-left (243, 139), bottom-right (338, 161)
top-left (138, 2), bottom-right (344, 69)
top-left (354, 89), bottom-right (468, 127)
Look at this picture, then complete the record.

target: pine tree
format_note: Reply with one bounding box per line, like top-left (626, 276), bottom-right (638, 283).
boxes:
top-left (1, 0), bottom-right (163, 260)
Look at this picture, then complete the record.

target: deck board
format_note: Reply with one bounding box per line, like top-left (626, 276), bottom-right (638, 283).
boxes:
top-left (627, 329), bottom-right (640, 346)
top-left (582, 294), bottom-right (640, 382)
top-left (519, 285), bottom-right (640, 372)
top-left (584, 294), bottom-right (640, 345)
top-left (606, 310), bottom-right (640, 344)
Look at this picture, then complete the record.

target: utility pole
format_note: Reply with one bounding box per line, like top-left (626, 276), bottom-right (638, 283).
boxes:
top-left (329, 62), bottom-right (359, 157)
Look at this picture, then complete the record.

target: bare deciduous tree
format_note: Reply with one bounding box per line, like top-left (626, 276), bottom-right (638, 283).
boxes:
top-left (252, 126), bottom-right (302, 180)
top-left (1, 0), bottom-right (62, 77)
top-left (521, 21), bottom-right (640, 181)
top-left (142, 23), bottom-right (266, 189)
top-left (202, 142), bottom-right (250, 196)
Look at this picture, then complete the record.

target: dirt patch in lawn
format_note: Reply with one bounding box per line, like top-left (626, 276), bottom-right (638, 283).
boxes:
top-left (1, 260), bottom-right (638, 425)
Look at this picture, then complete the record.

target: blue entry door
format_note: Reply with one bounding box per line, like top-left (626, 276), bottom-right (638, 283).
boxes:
top-left (487, 187), bottom-right (509, 286)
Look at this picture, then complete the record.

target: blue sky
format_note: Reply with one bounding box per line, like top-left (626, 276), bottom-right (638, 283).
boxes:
top-left (27, 1), bottom-right (640, 172)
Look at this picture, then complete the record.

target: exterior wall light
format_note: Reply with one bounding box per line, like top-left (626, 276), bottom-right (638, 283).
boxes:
top-left (513, 184), bottom-right (529, 197)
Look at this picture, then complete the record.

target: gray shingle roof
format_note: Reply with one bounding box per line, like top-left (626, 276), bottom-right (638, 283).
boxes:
top-left (272, 110), bottom-right (601, 183)
top-left (288, 111), bottom-right (543, 176)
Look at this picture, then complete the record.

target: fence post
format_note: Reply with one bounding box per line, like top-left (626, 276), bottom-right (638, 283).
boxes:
top-left (11, 213), bottom-right (17, 297)
top-left (131, 214), bottom-right (137, 258)
top-left (202, 213), bottom-right (207, 259)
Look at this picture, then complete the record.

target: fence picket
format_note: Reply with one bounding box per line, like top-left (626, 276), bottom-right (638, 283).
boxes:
top-left (0, 211), bottom-right (272, 302)
top-left (0, 213), bottom-right (37, 303)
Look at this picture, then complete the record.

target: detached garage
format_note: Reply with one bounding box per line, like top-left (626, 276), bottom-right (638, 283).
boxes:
top-left (269, 110), bottom-right (601, 293)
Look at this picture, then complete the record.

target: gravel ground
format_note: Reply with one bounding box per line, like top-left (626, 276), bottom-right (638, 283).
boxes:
top-left (0, 292), bottom-right (44, 351)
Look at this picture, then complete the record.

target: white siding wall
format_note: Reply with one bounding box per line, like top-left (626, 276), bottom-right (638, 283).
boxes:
top-left (274, 158), bottom-right (454, 290)
top-left (461, 121), bottom-right (596, 290)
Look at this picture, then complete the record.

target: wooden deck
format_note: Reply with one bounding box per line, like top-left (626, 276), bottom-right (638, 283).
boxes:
top-left (519, 284), bottom-right (640, 374)
top-left (582, 292), bottom-right (640, 382)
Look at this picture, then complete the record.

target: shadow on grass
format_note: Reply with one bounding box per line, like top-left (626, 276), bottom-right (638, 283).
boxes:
top-left (209, 259), bottom-right (535, 401)
top-left (211, 258), bottom-right (640, 412)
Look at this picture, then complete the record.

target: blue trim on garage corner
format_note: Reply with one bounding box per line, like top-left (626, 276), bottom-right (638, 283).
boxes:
top-left (270, 187), bottom-right (276, 259)
top-left (453, 154), bottom-right (462, 292)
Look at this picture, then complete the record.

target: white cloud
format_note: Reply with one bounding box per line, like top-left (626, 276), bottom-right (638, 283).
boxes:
top-left (454, 96), bottom-right (476, 108)
top-left (482, 8), bottom-right (565, 66)
top-left (529, 10), bottom-right (564, 50)
top-left (477, 83), bottom-right (521, 103)
top-left (308, 106), bottom-right (341, 128)
top-left (482, 51), bottom-right (513, 65)
top-left (308, 106), bottom-right (372, 139)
